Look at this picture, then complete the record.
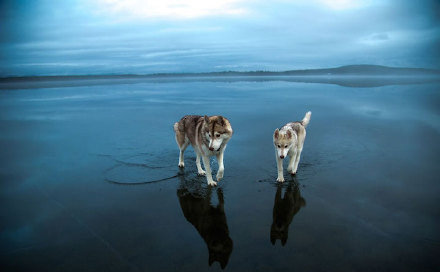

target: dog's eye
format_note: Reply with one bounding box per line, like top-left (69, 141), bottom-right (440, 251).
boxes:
top-left (215, 133), bottom-right (220, 138)
top-left (284, 145), bottom-right (288, 148)
top-left (277, 145), bottom-right (281, 148)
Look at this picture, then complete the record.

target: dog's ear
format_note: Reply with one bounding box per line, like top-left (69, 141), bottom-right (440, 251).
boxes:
top-left (270, 234), bottom-right (276, 245)
top-left (217, 116), bottom-right (224, 125)
top-left (208, 252), bottom-right (214, 266)
top-left (286, 130), bottom-right (292, 139)
top-left (204, 115), bottom-right (210, 124)
top-left (274, 129), bottom-right (279, 139)
top-left (281, 235), bottom-right (288, 246)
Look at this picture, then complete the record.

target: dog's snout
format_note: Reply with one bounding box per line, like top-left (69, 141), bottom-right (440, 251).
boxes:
top-left (209, 147), bottom-right (214, 151)
top-left (280, 155), bottom-right (285, 159)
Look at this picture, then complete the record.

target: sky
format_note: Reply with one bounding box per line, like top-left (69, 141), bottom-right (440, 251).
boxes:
top-left (0, 0), bottom-right (439, 76)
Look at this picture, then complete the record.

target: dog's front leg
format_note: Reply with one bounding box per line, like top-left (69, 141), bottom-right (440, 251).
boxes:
top-left (292, 148), bottom-right (303, 174)
top-left (287, 149), bottom-right (297, 175)
top-left (216, 151), bottom-right (224, 181)
top-left (276, 152), bottom-right (284, 182)
top-left (202, 156), bottom-right (217, 186)
top-left (196, 153), bottom-right (206, 176)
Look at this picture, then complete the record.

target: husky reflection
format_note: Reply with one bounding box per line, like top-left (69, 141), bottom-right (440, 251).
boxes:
top-left (271, 182), bottom-right (306, 246)
top-left (177, 186), bottom-right (233, 269)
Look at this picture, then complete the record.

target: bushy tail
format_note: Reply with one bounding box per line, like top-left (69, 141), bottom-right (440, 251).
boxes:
top-left (301, 111), bottom-right (312, 128)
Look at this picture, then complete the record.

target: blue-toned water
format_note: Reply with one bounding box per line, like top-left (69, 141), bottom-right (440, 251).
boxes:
top-left (0, 77), bottom-right (439, 271)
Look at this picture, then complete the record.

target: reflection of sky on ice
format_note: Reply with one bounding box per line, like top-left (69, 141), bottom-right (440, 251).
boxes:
top-left (0, 79), bottom-right (439, 270)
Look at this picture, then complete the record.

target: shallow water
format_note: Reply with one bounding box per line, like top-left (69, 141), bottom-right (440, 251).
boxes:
top-left (0, 78), bottom-right (439, 271)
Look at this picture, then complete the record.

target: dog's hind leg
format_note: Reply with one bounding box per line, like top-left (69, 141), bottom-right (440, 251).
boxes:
top-left (174, 123), bottom-right (188, 168)
top-left (196, 153), bottom-right (206, 176)
top-left (176, 136), bottom-right (189, 168)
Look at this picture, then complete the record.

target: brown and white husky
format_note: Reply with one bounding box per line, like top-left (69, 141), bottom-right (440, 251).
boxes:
top-left (174, 115), bottom-right (233, 186)
top-left (273, 111), bottom-right (311, 182)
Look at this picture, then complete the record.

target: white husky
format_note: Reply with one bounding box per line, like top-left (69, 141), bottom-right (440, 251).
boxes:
top-left (273, 111), bottom-right (311, 182)
top-left (174, 115), bottom-right (233, 186)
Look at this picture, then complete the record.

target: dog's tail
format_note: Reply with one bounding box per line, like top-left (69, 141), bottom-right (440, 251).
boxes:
top-left (301, 111), bottom-right (312, 128)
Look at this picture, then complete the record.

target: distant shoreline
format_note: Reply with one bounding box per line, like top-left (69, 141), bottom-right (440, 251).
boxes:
top-left (1, 65), bottom-right (439, 81)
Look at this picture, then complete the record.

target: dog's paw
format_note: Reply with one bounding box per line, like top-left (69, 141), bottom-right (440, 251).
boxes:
top-left (216, 170), bottom-right (224, 181)
top-left (208, 180), bottom-right (217, 186)
top-left (290, 171), bottom-right (296, 176)
top-left (178, 162), bottom-right (185, 168)
top-left (197, 170), bottom-right (206, 176)
top-left (276, 176), bottom-right (285, 182)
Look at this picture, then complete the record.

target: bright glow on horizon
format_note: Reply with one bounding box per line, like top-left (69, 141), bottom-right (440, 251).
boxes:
top-left (318, 0), bottom-right (374, 10)
top-left (95, 0), bottom-right (249, 19)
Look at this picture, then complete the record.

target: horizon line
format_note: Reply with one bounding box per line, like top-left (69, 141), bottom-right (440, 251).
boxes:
top-left (1, 64), bottom-right (440, 80)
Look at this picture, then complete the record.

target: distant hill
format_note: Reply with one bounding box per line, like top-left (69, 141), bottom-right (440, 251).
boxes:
top-left (1, 64), bottom-right (440, 89)
top-left (281, 65), bottom-right (440, 76)
top-left (1, 65), bottom-right (439, 83)
top-left (177, 65), bottom-right (440, 77)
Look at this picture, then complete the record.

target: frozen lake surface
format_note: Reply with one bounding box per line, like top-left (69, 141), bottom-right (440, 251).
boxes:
top-left (0, 77), bottom-right (439, 271)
